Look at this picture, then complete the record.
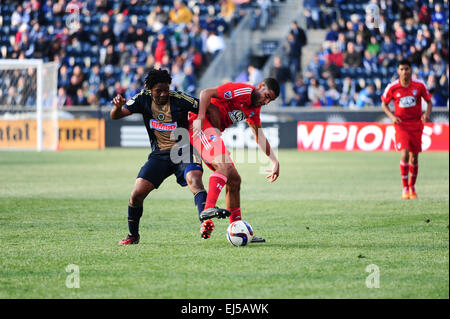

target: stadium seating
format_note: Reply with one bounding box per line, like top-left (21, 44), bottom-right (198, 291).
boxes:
top-left (287, 0), bottom-right (448, 107)
top-left (0, 0), bottom-right (264, 107)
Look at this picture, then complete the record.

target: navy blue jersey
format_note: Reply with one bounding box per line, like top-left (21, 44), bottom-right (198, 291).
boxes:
top-left (124, 89), bottom-right (199, 154)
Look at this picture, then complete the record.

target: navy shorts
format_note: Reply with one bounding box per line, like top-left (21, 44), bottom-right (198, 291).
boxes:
top-left (137, 149), bottom-right (203, 189)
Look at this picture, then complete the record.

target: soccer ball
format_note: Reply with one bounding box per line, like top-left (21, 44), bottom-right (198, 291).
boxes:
top-left (226, 220), bottom-right (254, 246)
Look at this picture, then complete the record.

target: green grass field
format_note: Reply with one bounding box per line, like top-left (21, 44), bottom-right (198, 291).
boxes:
top-left (0, 148), bottom-right (448, 299)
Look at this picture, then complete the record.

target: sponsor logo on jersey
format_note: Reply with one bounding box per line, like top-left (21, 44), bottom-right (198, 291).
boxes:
top-left (224, 90), bottom-right (233, 99)
top-left (149, 119), bottom-right (177, 131)
top-left (398, 96), bottom-right (416, 108)
top-left (228, 110), bottom-right (246, 123)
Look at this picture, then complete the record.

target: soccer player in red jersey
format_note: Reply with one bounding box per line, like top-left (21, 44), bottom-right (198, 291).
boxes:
top-left (381, 59), bottom-right (433, 199)
top-left (189, 78), bottom-right (281, 241)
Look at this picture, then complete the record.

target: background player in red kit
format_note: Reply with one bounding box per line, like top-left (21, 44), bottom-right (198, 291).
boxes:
top-left (190, 78), bottom-right (280, 241)
top-left (381, 59), bottom-right (433, 200)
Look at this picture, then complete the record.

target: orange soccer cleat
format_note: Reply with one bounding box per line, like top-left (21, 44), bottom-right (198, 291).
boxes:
top-left (402, 187), bottom-right (410, 200)
top-left (409, 187), bottom-right (417, 199)
top-left (200, 219), bottom-right (215, 239)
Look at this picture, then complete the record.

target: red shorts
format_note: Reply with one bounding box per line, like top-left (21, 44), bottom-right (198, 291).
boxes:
top-left (188, 112), bottom-right (233, 171)
top-left (394, 122), bottom-right (424, 153)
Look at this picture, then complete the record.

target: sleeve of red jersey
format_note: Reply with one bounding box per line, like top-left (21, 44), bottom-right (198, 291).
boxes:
top-left (216, 82), bottom-right (253, 101)
top-left (420, 82), bottom-right (432, 101)
top-left (381, 84), bottom-right (393, 104)
top-left (245, 107), bottom-right (261, 126)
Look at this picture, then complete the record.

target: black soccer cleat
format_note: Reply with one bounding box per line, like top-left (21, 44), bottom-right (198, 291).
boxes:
top-left (199, 207), bottom-right (231, 221)
top-left (251, 236), bottom-right (266, 243)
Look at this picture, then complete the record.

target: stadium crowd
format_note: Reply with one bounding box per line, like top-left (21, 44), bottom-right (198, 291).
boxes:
top-left (272, 0), bottom-right (449, 107)
top-left (0, 0), bottom-right (277, 107)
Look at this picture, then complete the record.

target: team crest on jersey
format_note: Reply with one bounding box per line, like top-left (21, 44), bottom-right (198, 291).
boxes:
top-left (224, 91), bottom-right (233, 99)
top-left (126, 99), bottom-right (135, 106)
top-left (157, 113), bottom-right (165, 121)
top-left (412, 90), bottom-right (418, 96)
top-left (209, 135), bottom-right (217, 142)
top-left (399, 96), bottom-right (416, 108)
top-left (228, 110), bottom-right (246, 123)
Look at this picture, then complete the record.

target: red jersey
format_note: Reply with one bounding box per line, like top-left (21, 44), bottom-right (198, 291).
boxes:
top-left (381, 78), bottom-right (432, 123)
top-left (210, 82), bottom-right (261, 131)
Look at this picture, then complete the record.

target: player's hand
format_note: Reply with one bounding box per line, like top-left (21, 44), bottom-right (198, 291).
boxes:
top-left (193, 117), bottom-right (204, 137)
top-left (111, 95), bottom-right (126, 108)
top-left (266, 160), bottom-right (279, 183)
top-left (422, 113), bottom-right (430, 123)
top-left (391, 116), bottom-right (402, 124)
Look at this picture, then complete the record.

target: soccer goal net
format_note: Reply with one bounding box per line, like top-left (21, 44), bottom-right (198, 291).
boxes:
top-left (0, 59), bottom-right (58, 151)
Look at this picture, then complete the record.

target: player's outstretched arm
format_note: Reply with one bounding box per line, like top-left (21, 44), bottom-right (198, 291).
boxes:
top-left (248, 122), bottom-right (279, 183)
top-left (110, 94), bottom-right (131, 120)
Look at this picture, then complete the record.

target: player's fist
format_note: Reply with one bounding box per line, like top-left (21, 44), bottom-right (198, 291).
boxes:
top-left (111, 95), bottom-right (126, 108)
top-left (422, 113), bottom-right (430, 123)
top-left (391, 116), bottom-right (402, 124)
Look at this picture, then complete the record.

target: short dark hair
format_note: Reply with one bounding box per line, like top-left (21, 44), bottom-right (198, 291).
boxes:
top-left (262, 77), bottom-right (280, 98)
top-left (397, 59), bottom-right (411, 68)
top-left (144, 68), bottom-right (172, 90)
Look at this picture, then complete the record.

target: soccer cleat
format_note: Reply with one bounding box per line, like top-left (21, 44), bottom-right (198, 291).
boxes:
top-left (402, 187), bottom-right (410, 200)
top-left (409, 187), bottom-right (417, 199)
top-left (118, 234), bottom-right (140, 245)
top-left (200, 219), bottom-right (215, 239)
top-left (251, 236), bottom-right (266, 243)
top-left (199, 207), bottom-right (231, 221)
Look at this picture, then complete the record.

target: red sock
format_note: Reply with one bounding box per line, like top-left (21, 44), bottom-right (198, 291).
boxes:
top-left (229, 207), bottom-right (242, 223)
top-left (409, 164), bottom-right (418, 188)
top-left (400, 161), bottom-right (409, 189)
top-left (204, 172), bottom-right (227, 210)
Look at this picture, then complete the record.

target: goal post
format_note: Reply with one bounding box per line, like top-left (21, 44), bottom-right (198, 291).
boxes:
top-left (0, 59), bottom-right (58, 151)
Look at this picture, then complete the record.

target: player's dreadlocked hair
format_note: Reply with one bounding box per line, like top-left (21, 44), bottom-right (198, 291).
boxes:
top-left (262, 78), bottom-right (280, 98)
top-left (144, 68), bottom-right (172, 90)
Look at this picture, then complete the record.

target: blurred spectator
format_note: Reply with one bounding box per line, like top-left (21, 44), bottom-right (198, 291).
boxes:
top-left (247, 65), bottom-right (263, 86)
top-left (206, 31), bottom-right (226, 61)
top-left (182, 64), bottom-right (196, 96)
top-left (307, 78), bottom-right (325, 107)
top-left (269, 56), bottom-right (291, 106)
top-left (325, 78), bottom-right (340, 106)
top-left (355, 84), bottom-right (375, 108)
top-left (169, 0), bottom-right (193, 24)
top-left (344, 42), bottom-right (362, 68)
top-left (147, 5), bottom-right (169, 34)
top-left (290, 77), bottom-right (308, 106)
top-left (73, 88), bottom-right (89, 106)
top-left (57, 87), bottom-right (72, 107)
top-left (284, 32), bottom-right (302, 82)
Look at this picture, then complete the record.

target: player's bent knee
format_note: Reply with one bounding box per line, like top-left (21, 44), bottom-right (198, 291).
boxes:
top-left (186, 170), bottom-right (204, 191)
top-left (130, 178), bottom-right (154, 206)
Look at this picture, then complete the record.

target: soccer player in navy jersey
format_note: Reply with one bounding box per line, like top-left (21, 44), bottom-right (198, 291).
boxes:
top-left (110, 68), bottom-right (228, 245)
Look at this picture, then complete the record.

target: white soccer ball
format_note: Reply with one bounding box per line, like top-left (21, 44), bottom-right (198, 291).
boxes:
top-left (226, 220), bottom-right (254, 246)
